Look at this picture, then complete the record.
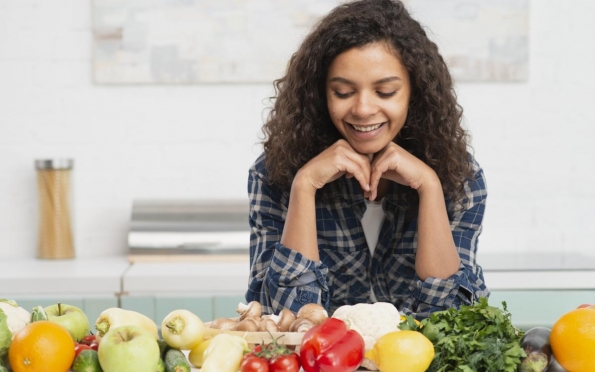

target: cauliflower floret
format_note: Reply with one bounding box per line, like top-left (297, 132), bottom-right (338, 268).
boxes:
top-left (332, 302), bottom-right (402, 371)
top-left (0, 299), bottom-right (31, 338)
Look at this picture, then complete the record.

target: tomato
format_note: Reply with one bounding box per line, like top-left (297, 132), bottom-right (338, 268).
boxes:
top-left (79, 334), bottom-right (96, 346)
top-left (88, 341), bottom-right (99, 351)
top-left (241, 354), bottom-right (270, 372)
top-left (74, 343), bottom-right (92, 358)
top-left (269, 353), bottom-right (300, 372)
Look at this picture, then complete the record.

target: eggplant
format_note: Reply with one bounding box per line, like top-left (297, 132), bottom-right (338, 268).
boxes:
top-left (519, 327), bottom-right (552, 372)
top-left (545, 357), bottom-right (567, 372)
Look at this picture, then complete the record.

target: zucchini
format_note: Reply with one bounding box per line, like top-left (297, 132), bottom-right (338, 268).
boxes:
top-left (519, 327), bottom-right (552, 372)
top-left (164, 348), bottom-right (191, 372)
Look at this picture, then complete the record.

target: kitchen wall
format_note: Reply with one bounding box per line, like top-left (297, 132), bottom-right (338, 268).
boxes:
top-left (0, 0), bottom-right (594, 260)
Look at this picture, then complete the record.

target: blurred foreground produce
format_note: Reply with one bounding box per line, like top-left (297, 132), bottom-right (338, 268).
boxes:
top-left (401, 298), bottom-right (525, 372)
top-left (8, 320), bottom-right (75, 372)
top-left (365, 330), bottom-right (433, 372)
top-left (0, 299), bottom-right (31, 370)
top-left (519, 327), bottom-right (552, 372)
top-left (200, 333), bottom-right (248, 372)
top-left (300, 317), bottom-right (365, 372)
top-left (95, 308), bottom-right (158, 342)
top-left (550, 307), bottom-right (595, 372)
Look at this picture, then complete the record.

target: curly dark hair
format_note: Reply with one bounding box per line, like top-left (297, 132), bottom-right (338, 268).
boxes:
top-left (261, 0), bottom-right (473, 206)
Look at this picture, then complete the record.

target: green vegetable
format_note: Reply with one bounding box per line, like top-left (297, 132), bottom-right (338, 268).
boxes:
top-left (164, 348), bottom-right (191, 372)
top-left (72, 349), bottom-right (103, 372)
top-left (0, 309), bottom-right (11, 370)
top-left (400, 297), bottom-right (526, 372)
top-left (157, 338), bottom-right (172, 360)
top-left (155, 358), bottom-right (165, 372)
top-left (30, 305), bottom-right (49, 322)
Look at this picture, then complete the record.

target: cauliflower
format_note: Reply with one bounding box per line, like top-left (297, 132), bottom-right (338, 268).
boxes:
top-left (332, 302), bottom-right (402, 371)
top-left (1, 299), bottom-right (31, 368)
top-left (0, 299), bottom-right (30, 337)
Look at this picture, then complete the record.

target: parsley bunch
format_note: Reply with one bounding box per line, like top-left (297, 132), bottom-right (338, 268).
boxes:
top-left (400, 298), bottom-right (526, 372)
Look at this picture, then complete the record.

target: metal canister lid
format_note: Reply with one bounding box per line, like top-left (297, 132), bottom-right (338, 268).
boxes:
top-left (35, 159), bottom-right (74, 170)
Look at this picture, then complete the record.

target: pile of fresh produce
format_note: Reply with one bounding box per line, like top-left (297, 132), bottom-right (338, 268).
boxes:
top-left (2, 296), bottom-right (595, 372)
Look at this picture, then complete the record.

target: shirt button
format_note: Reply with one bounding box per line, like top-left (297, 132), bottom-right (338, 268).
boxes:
top-left (339, 265), bottom-right (348, 273)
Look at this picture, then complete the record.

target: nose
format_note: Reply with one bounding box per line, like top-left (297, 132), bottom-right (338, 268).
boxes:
top-left (351, 91), bottom-right (377, 119)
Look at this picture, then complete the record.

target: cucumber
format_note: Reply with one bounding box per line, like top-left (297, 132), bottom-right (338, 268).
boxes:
top-left (72, 349), bottom-right (103, 372)
top-left (157, 338), bottom-right (172, 360)
top-left (164, 348), bottom-right (191, 372)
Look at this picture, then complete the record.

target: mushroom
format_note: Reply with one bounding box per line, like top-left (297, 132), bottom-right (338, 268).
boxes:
top-left (209, 317), bottom-right (238, 330)
top-left (234, 318), bottom-right (259, 332)
top-left (270, 309), bottom-right (296, 332)
top-left (289, 318), bottom-right (315, 332)
top-left (257, 318), bottom-right (280, 333)
top-left (296, 303), bottom-right (328, 325)
top-left (236, 301), bottom-right (263, 321)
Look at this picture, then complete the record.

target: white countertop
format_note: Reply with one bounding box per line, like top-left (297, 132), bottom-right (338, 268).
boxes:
top-left (2, 253), bottom-right (595, 298)
top-left (0, 257), bottom-right (130, 296)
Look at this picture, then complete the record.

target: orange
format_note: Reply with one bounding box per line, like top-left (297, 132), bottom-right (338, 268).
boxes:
top-left (550, 308), bottom-right (595, 372)
top-left (8, 320), bottom-right (75, 372)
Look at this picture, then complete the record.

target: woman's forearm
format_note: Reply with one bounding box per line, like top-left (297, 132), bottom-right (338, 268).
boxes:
top-left (280, 174), bottom-right (320, 261)
top-left (415, 174), bottom-right (461, 281)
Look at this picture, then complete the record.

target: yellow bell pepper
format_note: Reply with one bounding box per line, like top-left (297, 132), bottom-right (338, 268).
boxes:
top-left (94, 307), bottom-right (158, 342)
top-left (200, 333), bottom-right (247, 372)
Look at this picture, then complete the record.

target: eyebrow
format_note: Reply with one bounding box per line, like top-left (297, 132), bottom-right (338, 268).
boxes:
top-left (328, 76), bottom-right (402, 85)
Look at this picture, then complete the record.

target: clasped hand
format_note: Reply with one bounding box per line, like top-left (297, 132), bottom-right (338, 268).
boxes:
top-left (296, 139), bottom-right (437, 201)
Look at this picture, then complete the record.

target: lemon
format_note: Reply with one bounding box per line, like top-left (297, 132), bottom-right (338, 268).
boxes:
top-left (365, 330), bottom-right (434, 372)
top-left (188, 338), bottom-right (212, 368)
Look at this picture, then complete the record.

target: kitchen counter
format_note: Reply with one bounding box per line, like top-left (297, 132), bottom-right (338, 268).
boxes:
top-left (3, 252), bottom-right (595, 296)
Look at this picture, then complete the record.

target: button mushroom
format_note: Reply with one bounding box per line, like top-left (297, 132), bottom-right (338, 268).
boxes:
top-left (209, 317), bottom-right (238, 330)
top-left (296, 303), bottom-right (328, 325)
top-left (234, 318), bottom-right (259, 332)
top-left (289, 317), bottom-right (316, 332)
top-left (236, 301), bottom-right (263, 321)
top-left (270, 309), bottom-right (296, 332)
top-left (257, 318), bottom-right (280, 333)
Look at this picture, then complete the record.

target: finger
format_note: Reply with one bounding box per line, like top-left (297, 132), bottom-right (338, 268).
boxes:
top-left (341, 162), bottom-right (370, 192)
top-left (343, 152), bottom-right (372, 190)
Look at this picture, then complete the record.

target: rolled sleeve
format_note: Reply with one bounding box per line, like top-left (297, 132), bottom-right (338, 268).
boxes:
top-left (403, 159), bottom-right (490, 319)
top-left (245, 161), bottom-right (330, 315)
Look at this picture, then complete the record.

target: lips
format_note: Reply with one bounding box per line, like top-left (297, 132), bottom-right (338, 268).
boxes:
top-left (349, 122), bottom-right (386, 132)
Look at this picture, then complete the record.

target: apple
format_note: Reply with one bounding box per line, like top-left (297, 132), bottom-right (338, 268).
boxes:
top-left (44, 302), bottom-right (91, 342)
top-left (577, 304), bottom-right (592, 309)
top-left (98, 325), bottom-right (160, 372)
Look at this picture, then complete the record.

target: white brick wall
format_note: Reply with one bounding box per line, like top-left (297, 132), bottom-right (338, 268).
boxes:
top-left (1, 0), bottom-right (594, 260)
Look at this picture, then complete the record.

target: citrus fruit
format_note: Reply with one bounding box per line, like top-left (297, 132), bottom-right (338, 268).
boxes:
top-left (365, 330), bottom-right (434, 372)
top-left (8, 320), bottom-right (75, 372)
top-left (550, 307), bottom-right (595, 372)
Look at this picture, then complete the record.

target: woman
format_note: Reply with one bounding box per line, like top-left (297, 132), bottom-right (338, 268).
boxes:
top-left (246, 0), bottom-right (489, 319)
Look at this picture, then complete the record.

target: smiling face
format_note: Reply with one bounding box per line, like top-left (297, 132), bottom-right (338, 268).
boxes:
top-left (326, 42), bottom-right (411, 155)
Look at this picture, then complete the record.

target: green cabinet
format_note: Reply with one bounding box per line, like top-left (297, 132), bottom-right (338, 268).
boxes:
top-left (489, 290), bottom-right (595, 329)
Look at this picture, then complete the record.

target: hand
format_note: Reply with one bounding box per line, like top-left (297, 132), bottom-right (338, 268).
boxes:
top-left (294, 139), bottom-right (372, 195)
top-left (368, 142), bottom-right (438, 201)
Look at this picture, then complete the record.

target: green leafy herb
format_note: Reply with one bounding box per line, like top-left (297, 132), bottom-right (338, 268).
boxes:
top-left (400, 297), bottom-right (526, 372)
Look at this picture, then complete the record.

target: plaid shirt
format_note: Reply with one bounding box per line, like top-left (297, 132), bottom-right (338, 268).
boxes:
top-left (245, 153), bottom-right (489, 319)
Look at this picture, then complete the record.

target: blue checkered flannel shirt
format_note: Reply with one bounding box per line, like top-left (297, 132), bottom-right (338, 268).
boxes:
top-left (245, 153), bottom-right (489, 319)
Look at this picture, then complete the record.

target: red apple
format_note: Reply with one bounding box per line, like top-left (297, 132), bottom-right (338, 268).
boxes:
top-left (577, 304), bottom-right (592, 309)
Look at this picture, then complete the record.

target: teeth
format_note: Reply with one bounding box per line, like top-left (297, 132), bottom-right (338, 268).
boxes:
top-left (352, 123), bottom-right (383, 132)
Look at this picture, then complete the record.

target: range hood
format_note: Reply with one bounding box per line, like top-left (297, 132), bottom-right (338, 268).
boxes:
top-left (128, 199), bottom-right (250, 256)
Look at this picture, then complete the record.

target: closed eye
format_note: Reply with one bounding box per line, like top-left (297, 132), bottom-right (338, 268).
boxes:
top-left (334, 91), bottom-right (354, 98)
top-left (378, 91), bottom-right (397, 98)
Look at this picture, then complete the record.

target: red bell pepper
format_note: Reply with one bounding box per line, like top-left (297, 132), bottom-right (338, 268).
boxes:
top-left (299, 317), bottom-right (365, 372)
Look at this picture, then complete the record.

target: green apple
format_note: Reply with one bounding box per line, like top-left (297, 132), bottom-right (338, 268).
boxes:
top-left (98, 325), bottom-right (160, 372)
top-left (44, 302), bottom-right (91, 342)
